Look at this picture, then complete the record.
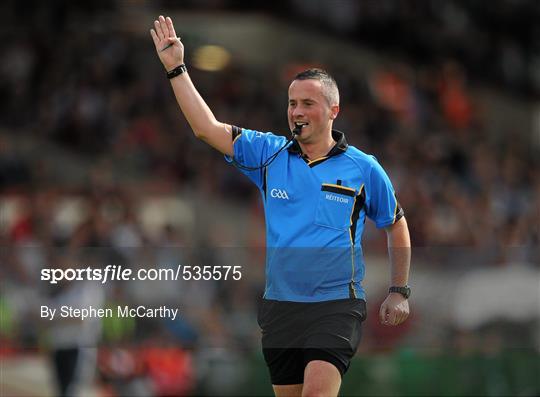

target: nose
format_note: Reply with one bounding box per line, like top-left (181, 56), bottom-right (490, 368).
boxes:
top-left (291, 105), bottom-right (304, 119)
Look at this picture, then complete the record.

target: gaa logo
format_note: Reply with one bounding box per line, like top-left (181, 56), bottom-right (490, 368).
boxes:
top-left (270, 188), bottom-right (289, 200)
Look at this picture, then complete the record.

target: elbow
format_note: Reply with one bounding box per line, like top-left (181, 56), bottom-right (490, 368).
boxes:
top-left (192, 120), bottom-right (221, 140)
top-left (192, 128), bottom-right (206, 139)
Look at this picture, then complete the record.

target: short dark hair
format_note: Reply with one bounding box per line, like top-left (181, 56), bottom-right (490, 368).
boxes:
top-left (293, 68), bottom-right (340, 106)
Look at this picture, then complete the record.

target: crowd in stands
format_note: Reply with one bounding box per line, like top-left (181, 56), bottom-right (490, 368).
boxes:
top-left (280, 0), bottom-right (540, 98)
top-left (1, 19), bottom-right (537, 251)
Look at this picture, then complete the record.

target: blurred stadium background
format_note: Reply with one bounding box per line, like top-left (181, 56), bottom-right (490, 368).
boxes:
top-left (1, 0), bottom-right (539, 396)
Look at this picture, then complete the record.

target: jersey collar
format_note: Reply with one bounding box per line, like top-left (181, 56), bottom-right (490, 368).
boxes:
top-left (288, 129), bottom-right (348, 167)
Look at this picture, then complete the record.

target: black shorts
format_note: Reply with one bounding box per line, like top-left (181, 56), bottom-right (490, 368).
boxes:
top-left (257, 298), bottom-right (367, 385)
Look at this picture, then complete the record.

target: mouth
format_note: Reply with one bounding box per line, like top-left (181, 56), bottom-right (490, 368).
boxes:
top-left (293, 121), bottom-right (308, 135)
top-left (294, 122), bottom-right (309, 128)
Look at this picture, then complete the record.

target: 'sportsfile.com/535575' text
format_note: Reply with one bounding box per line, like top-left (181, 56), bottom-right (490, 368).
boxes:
top-left (41, 265), bottom-right (243, 284)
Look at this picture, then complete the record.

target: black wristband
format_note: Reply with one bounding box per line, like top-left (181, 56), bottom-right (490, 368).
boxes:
top-left (389, 285), bottom-right (411, 299)
top-left (167, 63), bottom-right (187, 79)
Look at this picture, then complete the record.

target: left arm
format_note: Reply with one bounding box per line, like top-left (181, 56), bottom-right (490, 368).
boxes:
top-left (379, 216), bottom-right (411, 326)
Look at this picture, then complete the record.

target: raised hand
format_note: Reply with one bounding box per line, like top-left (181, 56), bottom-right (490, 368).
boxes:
top-left (150, 15), bottom-right (184, 71)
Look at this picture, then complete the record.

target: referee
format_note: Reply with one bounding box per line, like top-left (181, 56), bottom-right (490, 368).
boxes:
top-left (151, 15), bottom-right (411, 397)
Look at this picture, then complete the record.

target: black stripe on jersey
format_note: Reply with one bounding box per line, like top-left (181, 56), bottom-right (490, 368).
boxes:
top-left (321, 185), bottom-right (356, 197)
top-left (307, 157), bottom-right (329, 167)
top-left (350, 187), bottom-right (366, 244)
top-left (231, 125), bottom-right (242, 141)
top-left (262, 167), bottom-right (268, 200)
top-left (394, 193), bottom-right (405, 223)
top-left (395, 205), bottom-right (404, 222)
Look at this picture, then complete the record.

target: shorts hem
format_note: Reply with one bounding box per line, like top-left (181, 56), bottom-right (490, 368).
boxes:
top-left (304, 348), bottom-right (348, 377)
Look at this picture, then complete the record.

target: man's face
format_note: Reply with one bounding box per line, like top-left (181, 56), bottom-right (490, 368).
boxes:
top-left (288, 79), bottom-right (339, 143)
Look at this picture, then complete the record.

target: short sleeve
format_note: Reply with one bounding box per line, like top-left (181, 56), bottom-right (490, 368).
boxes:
top-left (224, 127), bottom-right (287, 189)
top-left (365, 157), bottom-right (404, 228)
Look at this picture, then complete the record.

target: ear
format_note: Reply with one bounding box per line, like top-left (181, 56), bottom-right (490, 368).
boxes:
top-left (329, 105), bottom-right (340, 120)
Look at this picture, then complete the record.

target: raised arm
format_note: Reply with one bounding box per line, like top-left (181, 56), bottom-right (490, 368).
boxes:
top-left (150, 15), bottom-right (233, 156)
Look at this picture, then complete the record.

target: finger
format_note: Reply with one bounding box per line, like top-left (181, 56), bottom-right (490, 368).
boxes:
top-left (159, 15), bottom-right (170, 39)
top-left (150, 29), bottom-right (159, 47)
top-left (379, 304), bottom-right (388, 324)
top-left (387, 309), bottom-right (398, 326)
top-left (399, 311), bottom-right (409, 324)
top-left (166, 16), bottom-right (177, 38)
top-left (154, 19), bottom-right (164, 41)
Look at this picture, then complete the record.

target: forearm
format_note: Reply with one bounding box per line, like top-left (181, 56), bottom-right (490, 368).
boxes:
top-left (386, 217), bottom-right (411, 286)
top-left (169, 72), bottom-right (228, 138)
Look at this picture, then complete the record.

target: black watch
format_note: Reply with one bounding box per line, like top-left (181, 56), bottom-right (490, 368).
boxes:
top-left (389, 285), bottom-right (411, 299)
top-left (167, 63), bottom-right (187, 79)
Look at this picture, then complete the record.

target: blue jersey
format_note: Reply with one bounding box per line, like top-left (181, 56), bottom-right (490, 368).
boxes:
top-left (226, 127), bottom-right (403, 302)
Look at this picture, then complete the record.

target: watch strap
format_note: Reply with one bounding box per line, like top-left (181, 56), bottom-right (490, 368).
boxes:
top-left (389, 285), bottom-right (411, 299)
top-left (167, 63), bottom-right (187, 79)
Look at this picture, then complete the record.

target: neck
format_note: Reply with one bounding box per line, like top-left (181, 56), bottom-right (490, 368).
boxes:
top-left (298, 130), bottom-right (335, 160)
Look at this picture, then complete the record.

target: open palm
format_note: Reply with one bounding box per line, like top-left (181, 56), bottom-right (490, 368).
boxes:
top-left (150, 15), bottom-right (184, 71)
